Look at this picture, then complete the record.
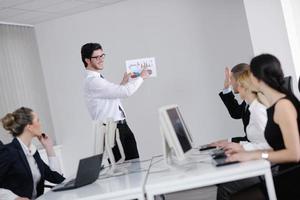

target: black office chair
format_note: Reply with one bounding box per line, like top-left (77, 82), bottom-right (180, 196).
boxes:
top-left (298, 76), bottom-right (300, 92)
top-left (232, 164), bottom-right (300, 200)
top-left (282, 76), bottom-right (293, 94)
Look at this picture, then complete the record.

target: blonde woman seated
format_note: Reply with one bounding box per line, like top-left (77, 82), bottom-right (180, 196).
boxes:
top-left (0, 134), bottom-right (61, 200)
top-left (222, 69), bottom-right (271, 154)
top-left (217, 69), bottom-right (272, 200)
top-left (0, 107), bottom-right (65, 199)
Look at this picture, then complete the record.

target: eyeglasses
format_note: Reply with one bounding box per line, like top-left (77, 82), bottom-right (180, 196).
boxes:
top-left (90, 54), bottom-right (106, 60)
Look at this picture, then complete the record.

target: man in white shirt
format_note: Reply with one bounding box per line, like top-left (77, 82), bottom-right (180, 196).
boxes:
top-left (81, 43), bottom-right (149, 160)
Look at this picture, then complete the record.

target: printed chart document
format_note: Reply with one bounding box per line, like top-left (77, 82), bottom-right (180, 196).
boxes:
top-left (126, 57), bottom-right (157, 78)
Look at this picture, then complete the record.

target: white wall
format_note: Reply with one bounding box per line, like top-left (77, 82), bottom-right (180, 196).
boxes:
top-left (35, 0), bottom-right (253, 175)
top-left (280, 0), bottom-right (300, 97)
top-left (244, 0), bottom-right (299, 96)
top-left (0, 24), bottom-right (55, 145)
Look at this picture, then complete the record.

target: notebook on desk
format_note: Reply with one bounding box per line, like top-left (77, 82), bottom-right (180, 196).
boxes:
top-left (52, 154), bottom-right (103, 192)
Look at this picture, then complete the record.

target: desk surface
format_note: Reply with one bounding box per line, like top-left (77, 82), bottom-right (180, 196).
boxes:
top-left (37, 159), bottom-right (150, 200)
top-left (37, 151), bottom-right (275, 200)
top-left (145, 153), bottom-right (272, 196)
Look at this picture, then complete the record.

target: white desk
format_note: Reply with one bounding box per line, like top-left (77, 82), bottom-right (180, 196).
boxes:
top-left (145, 154), bottom-right (277, 200)
top-left (37, 153), bottom-right (277, 200)
top-left (37, 159), bottom-right (150, 200)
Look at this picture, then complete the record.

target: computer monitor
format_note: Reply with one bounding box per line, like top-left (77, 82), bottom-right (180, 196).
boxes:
top-left (159, 104), bottom-right (193, 162)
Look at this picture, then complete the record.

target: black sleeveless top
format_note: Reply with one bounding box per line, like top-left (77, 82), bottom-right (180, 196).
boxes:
top-left (265, 96), bottom-right (300, 199)
top-left (265, 96), bottom-right (300, 169)
top-left (264, 97), bottom-right (286, 151)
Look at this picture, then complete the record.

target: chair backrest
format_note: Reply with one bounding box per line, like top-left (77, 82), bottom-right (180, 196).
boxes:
top-left (93, 121), bottom-right (105, 155)
top-left (38, 145), bottom-right (64, 174)
top-left (298, 76), bottom-right (300, 93)
top-left (282, 76), bottom-right (293, 94)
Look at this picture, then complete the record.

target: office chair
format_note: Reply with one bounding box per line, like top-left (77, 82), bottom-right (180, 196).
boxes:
top-left (38, 146), bottom-right (65, 190)
top-left (232, 164), bottom-right (300, 200)
top-left (298, 76), bottom-right (300, 93)
top-left (282, 76), bottom-right (293, 94)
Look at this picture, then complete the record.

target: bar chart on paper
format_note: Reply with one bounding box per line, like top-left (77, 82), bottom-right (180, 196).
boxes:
top-left (126, 57), bottom-right (157, 78)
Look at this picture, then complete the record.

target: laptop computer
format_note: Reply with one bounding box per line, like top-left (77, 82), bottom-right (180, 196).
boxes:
top-left (52, 154), bottom-right (103, 192)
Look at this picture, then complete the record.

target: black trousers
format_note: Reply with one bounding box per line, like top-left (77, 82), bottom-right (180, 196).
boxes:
top-left (112, 122), bottom-right (139, 161)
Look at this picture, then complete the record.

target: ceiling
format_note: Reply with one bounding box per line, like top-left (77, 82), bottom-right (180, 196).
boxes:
top-left (0, 0), bottom-right (126, 25)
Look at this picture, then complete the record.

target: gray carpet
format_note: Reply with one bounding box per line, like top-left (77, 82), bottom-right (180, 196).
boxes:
top-left (158, 186), bottom-right (217, 200)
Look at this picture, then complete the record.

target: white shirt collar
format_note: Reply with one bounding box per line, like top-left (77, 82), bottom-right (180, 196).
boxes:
top-left (17, 137), bottom-right (37, 156)
top-left (85, 69), bottom-right (101, 77)
top-left (249, 98), bottom-right (262, 112)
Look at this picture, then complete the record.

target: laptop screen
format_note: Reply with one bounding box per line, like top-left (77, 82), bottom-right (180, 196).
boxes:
top-left (167, 107), bottom-right (192, 153)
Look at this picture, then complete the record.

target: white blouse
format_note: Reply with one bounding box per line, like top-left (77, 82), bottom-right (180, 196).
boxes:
top-left (240, 99), bottom-right (271, 151)
top-left (17, 138), bottom-right (41, 199)
top-left (0, 188), bottom-right (17, 200)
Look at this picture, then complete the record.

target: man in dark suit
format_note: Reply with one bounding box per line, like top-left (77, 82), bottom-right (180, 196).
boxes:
top-left (213, 63), bottom-right (250, 146)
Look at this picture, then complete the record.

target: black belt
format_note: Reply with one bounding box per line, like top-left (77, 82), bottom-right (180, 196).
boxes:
top-left (102, 119), bottom-right (126, 126)
top-left (117, 119), bottom-right (126, 124)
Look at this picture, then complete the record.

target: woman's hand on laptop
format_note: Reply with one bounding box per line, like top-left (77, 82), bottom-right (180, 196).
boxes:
top-left (226, 151), bottom-right (259, 162)
top-left (223, 142), bottom-right (244, 155)
top-left (210, 139), bottom-right (230, 148)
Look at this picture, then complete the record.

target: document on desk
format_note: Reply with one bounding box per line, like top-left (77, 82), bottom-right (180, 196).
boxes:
top-left (126, 57), bottom-right (157, 78)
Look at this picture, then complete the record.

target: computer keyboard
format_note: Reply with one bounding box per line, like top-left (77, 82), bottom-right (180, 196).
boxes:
top-left (211, 149), bottom-right (239, 167)
top-left (211, 149), bottom-right (226, 159)
top-left (199, 144), bottom-right (216, 151)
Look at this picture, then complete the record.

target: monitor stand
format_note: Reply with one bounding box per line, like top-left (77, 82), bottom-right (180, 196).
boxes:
top-left (161, 129), bottom-right (193, 170)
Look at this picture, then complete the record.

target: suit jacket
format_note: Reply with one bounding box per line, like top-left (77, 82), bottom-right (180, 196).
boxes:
top-left (0, 140), bottom-right (3, 146)
top-left (219, 91), bottom-right (250, 142)
top-left (0, 138), bottom-right (65, 199)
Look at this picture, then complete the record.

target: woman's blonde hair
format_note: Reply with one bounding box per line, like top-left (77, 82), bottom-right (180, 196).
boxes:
top-left (1, 107), bottom-right (33, 137)
top-left (236, 70), bottom-right (269, 106)
top-left (236, 69), bottom-right (257, 93)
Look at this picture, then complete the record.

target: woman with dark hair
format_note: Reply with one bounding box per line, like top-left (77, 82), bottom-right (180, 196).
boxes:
top-left (0, 107), bottom-right (65, 199)
top-left (227, 54), bottom-right (300, 199)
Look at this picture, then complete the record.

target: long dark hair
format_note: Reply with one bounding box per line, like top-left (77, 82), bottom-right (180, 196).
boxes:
top-left (250, 54), bottom-right (300, 111)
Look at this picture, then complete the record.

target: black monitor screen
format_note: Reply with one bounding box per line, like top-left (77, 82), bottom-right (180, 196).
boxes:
top-left (167, 108), bottom-right (192, 153)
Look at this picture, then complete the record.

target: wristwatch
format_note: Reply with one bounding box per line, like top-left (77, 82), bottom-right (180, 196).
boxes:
top-left (261, 152), bottom-right (269, 160)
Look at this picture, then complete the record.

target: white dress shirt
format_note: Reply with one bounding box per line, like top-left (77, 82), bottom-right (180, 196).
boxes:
top-left (83, 70), bottom-right (143, 122)
top-left (240, 99), bottom-right (271, 151)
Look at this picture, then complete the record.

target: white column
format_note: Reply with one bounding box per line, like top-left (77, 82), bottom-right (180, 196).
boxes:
top-left (243, 0), bottom-right (299, 96)
top-left (0, 24), bottom-right (56, 145)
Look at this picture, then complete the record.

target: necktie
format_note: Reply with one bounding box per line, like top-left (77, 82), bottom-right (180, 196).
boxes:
top-left (119, 106), bottom-right (126, 118)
